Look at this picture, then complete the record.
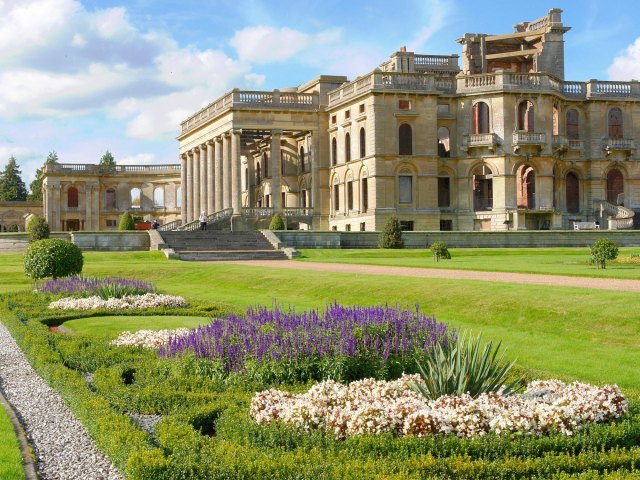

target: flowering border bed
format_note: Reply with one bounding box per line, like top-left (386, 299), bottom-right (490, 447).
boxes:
top-left (48, 293), bottom-right (187, 310)
top-left (250, 376), bottom-right (627, 439)
top-left (111, 328), bottom-right (191, 348)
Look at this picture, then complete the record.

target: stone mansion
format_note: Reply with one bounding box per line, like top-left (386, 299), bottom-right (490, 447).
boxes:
top-left (176, 8), bottom-right (638, 232)
top-left (39, 8), bottom-right (638, 233)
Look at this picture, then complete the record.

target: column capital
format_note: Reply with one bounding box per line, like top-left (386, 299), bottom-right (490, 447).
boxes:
top-left (199, 143), bottom-right (208, 151)
top-left (230, 128), bottom-right (243, 136)
top-left (207, 139), bottom-right (215, 146)
top-left (271, 128), bottom-right (283, 136)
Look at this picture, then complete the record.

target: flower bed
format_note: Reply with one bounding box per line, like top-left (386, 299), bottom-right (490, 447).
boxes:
top-left (158, 303), bottom-right (454, 381)
top-left (250, 376), bottom-right (627, 439)
top-left (37, 276), bottom-right (155, 298)
top-left (111, 328), bottom-right (191, 348)
top-left (48, 293), bottom-right (187, 310)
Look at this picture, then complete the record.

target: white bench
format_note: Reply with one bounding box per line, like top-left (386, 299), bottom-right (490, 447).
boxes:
top-left (573, 221), bottom-right (599, 230)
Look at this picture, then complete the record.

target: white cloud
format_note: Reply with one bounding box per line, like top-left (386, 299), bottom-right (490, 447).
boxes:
top-left (230, 25), bottom-right (341, 64)
top-left (118, 153), bottom-right (155, 165)
top-left (406, 0), bottom-right (450, 52)
top-left (608, 37), bottom-right (640, 80)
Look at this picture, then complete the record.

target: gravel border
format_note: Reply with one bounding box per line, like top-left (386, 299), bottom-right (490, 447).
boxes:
top-left (0, 322), bottom-right (123, 480)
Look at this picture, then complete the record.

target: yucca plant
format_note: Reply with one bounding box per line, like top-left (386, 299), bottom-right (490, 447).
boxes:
top-left (411, 333), bottom-right (524, 399)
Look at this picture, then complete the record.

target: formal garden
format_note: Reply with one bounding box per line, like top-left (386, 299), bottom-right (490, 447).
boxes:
top-left (1, 237), bottom-right (640, 478)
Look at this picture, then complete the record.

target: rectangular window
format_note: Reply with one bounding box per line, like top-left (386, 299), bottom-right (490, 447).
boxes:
top-left (331, 115), bottom-right (337, 125)
top-left (106, 219), bottom-right (117, 228)
top-left (438, 177), bottom-right (451, 207)
top-left (398, 99), bottom-right (410, 110)
top-left (333, 185), bottom-right (340, 212)
top-left (400, 220), bottom-right (414, 231)
top-left (361, 178), bottom-right (368, 212)
top-left (399, 176), bottom-right (413, 204)
top-left (360, 222), bottom-right (366, 231)
top-left (331, 225), bottom-right (337, 231)
top-left (345, 224), bottom-right (351, 231)
top-left (437, 104), bottom-right (450, 114)
top-left (359, 104), bottom-right (365, 114)
top-left (345, 110), bottom-right (350, 119)
top-left (347, 181), bottom-right (353, 210)
top-left (439, 219), bottom-right (453, 231)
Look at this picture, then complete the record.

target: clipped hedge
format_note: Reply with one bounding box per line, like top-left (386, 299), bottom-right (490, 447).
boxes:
top-left (23, 239), bottom-right (83, 280)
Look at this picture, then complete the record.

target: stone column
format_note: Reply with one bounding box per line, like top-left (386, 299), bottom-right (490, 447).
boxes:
top-left (199, 144), bottom-right (208, 215)
top-left (186, 151), bottom-right (194, 223)
top-left (85, 184), bottom-right (92, 231)
top-left (180, 154), bottom-right (187, 223)
top-left (93, 184), bottom-right (100, 230)
top-left (246, 152), bottom-right (254, 207)
top-left (192, 147), bottom-right (201, 220)
top-left (214, 136), bottom-right (223, 211)
top-left (271, 129), bottom-right (282, 211)
top-left (223, 133), bottom-right (231, 209)
top-left (231, 129), bottom-right (242, 214)
top-left (207, 141), bottom-right (215, 214)
top-left (44, 179), bottom-right (53, 226)
top-left (52, 184), bottom-right (61, 231)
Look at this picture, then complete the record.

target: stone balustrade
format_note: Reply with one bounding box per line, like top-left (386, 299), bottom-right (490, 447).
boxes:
top-left (462, 133), bottom-right (498, 152)
top-left (513, 132), bottom-right (547, 145)
top-left (45, 164), bottom-right (181, 174)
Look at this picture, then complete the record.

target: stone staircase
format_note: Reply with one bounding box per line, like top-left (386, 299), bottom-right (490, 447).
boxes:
top-left (158, 230), bottom-right (289, 261)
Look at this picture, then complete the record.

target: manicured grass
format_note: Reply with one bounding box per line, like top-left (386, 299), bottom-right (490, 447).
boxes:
top-left (298, 247), bottom-right (640, 278)
top-left (0, 403), bottom-right (25, 480)
top-left (63, 315), bottom-right (212, 339)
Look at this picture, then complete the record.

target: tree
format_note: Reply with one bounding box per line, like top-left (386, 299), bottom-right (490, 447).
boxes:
top-left (24, 239), bottom-right (83, 280)
top-left (269, 213), bottom-right (285, 230)
top-left (28, 151), bottom-right (59, 201)
top-left (378, 215), bottom-right (404, 249)
top-left (430, 240), bottom-right (451, 262)
top-left (591, 238), bottom-right (618, 269)
top-left (119, 212), bottom-right (135, 230)
top-left (26, 216), bottom-right (50, 242)
top-left (99, 150), bottom-right (117, 173)
top-left (0, 156), bottom-right (28, 201)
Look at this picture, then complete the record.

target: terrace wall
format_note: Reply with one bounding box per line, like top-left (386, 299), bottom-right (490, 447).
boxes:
top-left (0, 231), bottom-right (150, 253)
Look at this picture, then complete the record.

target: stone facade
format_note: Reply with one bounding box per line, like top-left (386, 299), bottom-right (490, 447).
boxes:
top-left (42, 164), bottom-right (181, 231)
top-left (0, 201), bottom-right (43, 232)
top-left (177, 8), bottom-right (639, 232)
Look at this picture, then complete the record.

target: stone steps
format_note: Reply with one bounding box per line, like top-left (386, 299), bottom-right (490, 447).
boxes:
top-left (177, 250), bottom-right (288, 261)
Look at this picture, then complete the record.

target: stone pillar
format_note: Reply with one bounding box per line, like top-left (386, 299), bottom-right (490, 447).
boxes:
top-left (215, 136), bottom-right (223, 211)
top-left (222, 133), bottom-right (231, 209)
top-left (44, 179), bottom-right (53, 226)
top-left (246, 152), bottom-right (254, 207)
top-left (199, 145), bottom-right (208, 215)
top-left (93, 184), bottom-right (100, 230)
top-left (85, 184), bottom-right (92, 231)
top-left (192, 147), bottom-right (201, 220)
top-left (231, 129), bottom-right (242, 214)
top-left (271, 129), bottom-right (282, 211)
top-left (186, 151), bottom-right (194, 223)
top-left (180, 154), bottom-right (187, 223)
top-left (52, 184), bottom-right (61, 231)
top-left (207, 141), bottom-right (215, 214)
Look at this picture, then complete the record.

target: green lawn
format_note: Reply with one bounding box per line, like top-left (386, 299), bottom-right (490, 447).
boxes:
top-left (0, 403), bottom-right (25, 480)
top-left (1, 249), bottom-right (639, 395)
top-left (298, 247), bottom-right (640, 278)
top-left (63, 315), bottom-right (212, 339)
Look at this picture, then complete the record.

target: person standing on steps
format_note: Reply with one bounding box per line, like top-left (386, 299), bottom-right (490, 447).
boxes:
top-left (199, 211), bottom-right (208, 230)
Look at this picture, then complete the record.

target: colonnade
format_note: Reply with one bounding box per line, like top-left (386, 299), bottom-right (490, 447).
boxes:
top-left (180, 130), bottom-right (242, 223)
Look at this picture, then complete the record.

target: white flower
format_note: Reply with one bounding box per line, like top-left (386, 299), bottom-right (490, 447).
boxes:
top-left (48, 293), bottom-right (187, 310)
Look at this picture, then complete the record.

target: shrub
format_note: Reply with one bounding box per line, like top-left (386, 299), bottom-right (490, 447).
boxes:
top-left (378, 215), bottom-right (404, 249)
top-left (26, 215), bottom-right (50, 242)
top-left (591, 238), bottom-right (618, 269)
top-left (119, 212), bottom-right (135, 231)
top-left (430, 240), bottom-right (451, 262)
top-left (411, 333), bottom-right (524, 400)
top-left (24, 239), bottom-right (83, 280)
top-left (269, 213), bottom-right (285, 230)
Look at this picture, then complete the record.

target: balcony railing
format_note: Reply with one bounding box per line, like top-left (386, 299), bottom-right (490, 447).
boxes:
top-left (242, 207), bottom-right (274, 218)
top-left (513, 132), bottom-right (546, 145)
top-left (462, 133), bottom-right (499, 152)
top-left (282, 207), bottom-right (313, 217)
top-left (45, 164), bottom-right (181, 174)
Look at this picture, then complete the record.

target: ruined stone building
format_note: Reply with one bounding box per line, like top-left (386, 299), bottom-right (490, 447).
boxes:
top-left (176, 8), bottom-right (639, 232)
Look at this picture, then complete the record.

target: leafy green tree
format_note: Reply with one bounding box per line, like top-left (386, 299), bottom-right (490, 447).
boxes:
top-left (0, 156), bottom-right (28, 201)
top-left (430, 240), bottom-right (451, 262)
top-left (378, 215), bottom-right (404, 249)
top-left (591, 238), bottom-right (618, 269)
top-left (268, 213), bottom-right (285, 230)
top-left (24, 239), bottom-right (83, 280)
top-left (28, 151), bottom-right (59, 201)
top-left (98, 150), bottom-right (117, 173)
top-left (26, 216), bottom-right (50, 242)
top-left (119, 212), bottom-right (135, 230)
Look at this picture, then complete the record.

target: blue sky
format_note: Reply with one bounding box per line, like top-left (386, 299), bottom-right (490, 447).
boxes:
top-left (2, 0), bottom-right (640, 187)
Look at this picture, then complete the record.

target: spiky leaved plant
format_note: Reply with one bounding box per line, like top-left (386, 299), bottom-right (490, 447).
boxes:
top-left (411, 333), bottom-right (524, 400)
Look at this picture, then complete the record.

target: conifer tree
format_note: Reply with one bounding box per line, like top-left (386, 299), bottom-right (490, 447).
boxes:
top-left (378, 215), bottom-right (404, 249)
top-left (0, 156), bottom-right (28, 201)
top-left (28, 151), bottom-right (59, 201)
top-left (99, 150), bottom-right (116, 173)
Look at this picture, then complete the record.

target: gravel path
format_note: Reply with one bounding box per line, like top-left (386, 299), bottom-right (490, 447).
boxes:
top-left (0, 322), bottom-right (123, 480)
top-left (221, 260), bottom-right (640, 292)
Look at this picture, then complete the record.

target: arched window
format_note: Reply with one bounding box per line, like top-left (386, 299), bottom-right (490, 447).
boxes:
top-left (331, 137), bottom-right (337, 166)
top-left (437, 126), bottom-right (450, 158)
top-left (398, 123), bottom-right (412, 155)
top-left (299, 146), bottom-right (305, 172)
top-left (262, 153), bottom-right (268, 178)
top-left (344, 133), bottom-right (351, 163)
top-left (566, 172), bottom-right (580, 213)
top-left (438, 175), bottom-right (451, 208)
top-left (607, 169), bottom-right (624, 205)
top-left (472, 165), bottom-right (493, 211)
top-left (333, 178), bottom-right (340, 213)
top-left (359, 127), bottom-right (366, 158)
top-left (517, 100), bottom-right (535, 132)
top-left (517, 164), bottom-right (536, 209)
top-left (131, 187), bottom-right (141, 208)
top-left (472, 102), bottom-right (490, 134)
top-left (67, 186), bottom-right (78, 208)
top-left (176, 186), bottom-right (181, 208)
top-left (105, 188), bottom-right (116, 209)
top-left (552, 104), bottom-right (559, 136)
top-left (153, 187), bottom-right (164, 207)
top-left (608, 108), bottom-right (623, 139)
top-left (256, 161), bottom-right (261, 184)
top-left (566, 109), bottom-right (579, 140)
